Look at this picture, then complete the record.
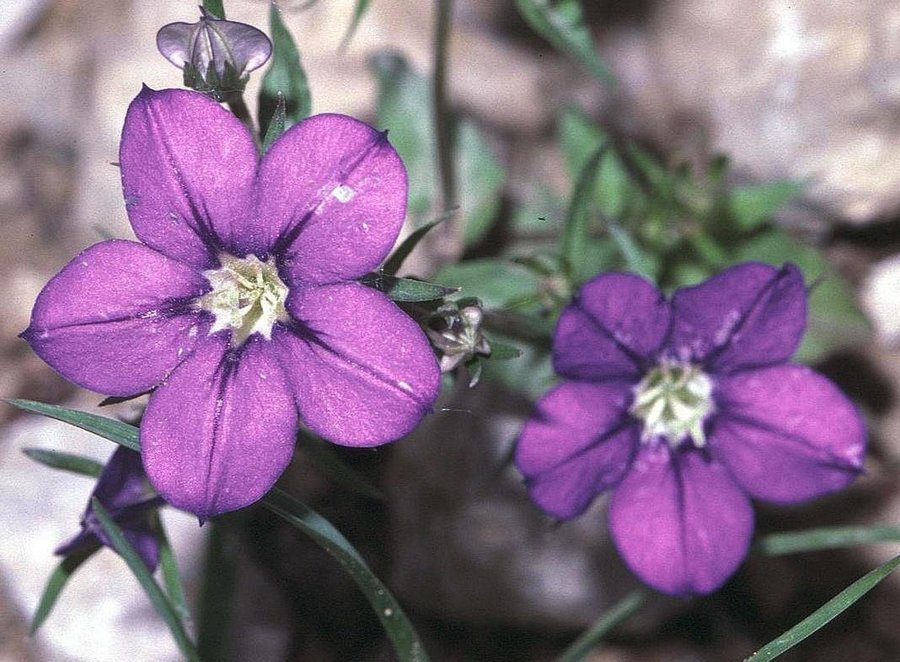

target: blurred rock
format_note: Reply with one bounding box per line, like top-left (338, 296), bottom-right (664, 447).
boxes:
top-left (606, 0), bottom-right (900, 225)
top-left (861, 254), bottom-right (900, 346)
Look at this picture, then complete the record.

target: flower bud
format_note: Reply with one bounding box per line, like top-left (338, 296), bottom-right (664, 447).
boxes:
top-left (427, 299), bottom-right (492, 373)
top-left (156, 8), bottom-right (272, 100)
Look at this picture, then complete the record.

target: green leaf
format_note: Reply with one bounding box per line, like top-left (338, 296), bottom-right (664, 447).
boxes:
top-left (360, 273), bottom-right (458, 301)
top-left (514, 0), bottom-right (614, 86)
top-left (383, 217), bottom-right (447, 276)
top-left (297, 431), bottom-right (387, 502)
top-left (371, 52), bottom-right (505, 245)
top-left (262, 488), bottom-right (428, 662)
top-left (202, 0), bottom-right (225, 19)
top-left (92, 499), bottom-right (199, 662)
top-left (433, 259), bottom-right (543, 311)
top-left (729, 180), bottom-right (803, 231)
top-left (562, 141), bottom-right (607, 282)
top-left (745, 553), bottom-right (900, 662)
top-left (340, 0), bottom-right (373, 48)
top-left (22, 447), bottom-right (103, 478)
top-left (259, 4), bottom-right (311, 139)
top-left (486, 340), bottom-right (523, 361)
top-left (30, 549), bottom-right (96, 635)
top-left (260, 92), bottom-right (287, 154)
top-left (608, 223), bottom-right (659, 280)
top-left (157, 522), bottom-right (192, 625)
top-left (457, 120), bottom-right (505, 246)
top-left (733, 230), bottom-right (869, 362)
top-left (5, 400), bottom-right (139, 452)
top-left (757, 526), bottom-right (900, 556)
top-left (558, 107), bottom-right (632, 219)
top-left (558, 589), bottom-right (648, 662)
top-left (197, 522), bottom-right (236, 662)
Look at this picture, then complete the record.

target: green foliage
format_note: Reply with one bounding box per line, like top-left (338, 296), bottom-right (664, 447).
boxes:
top-left (259, 4), bottom-right (311, 140)
top-left (360, 272), bottom-right (458, 301)
top-left (22, 447), bottom-right (103, 478)
top-left (31, 549), bottom-right (96, 634)
top-left (745, 554), bottom-right (900, 661)
top-left (202, 0), bottom-right (225, 19)
top-left (371, 51), bottom-right (505, 248)
top-left (260, 92), bottom-right (287, 154)
top-left (758, 525), bottom-right (900, 556)
top-left (341, 0), bottom-right (374, 47)
top-left (514, 0), bottom-right (614, 86)
top-left (558, 589), bottom-right (648, 661)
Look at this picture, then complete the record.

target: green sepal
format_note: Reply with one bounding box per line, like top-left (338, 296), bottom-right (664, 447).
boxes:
top-left (202, 0), bottom-right (225, 19)
top-left (260, 92), bottom-right (287, 154)
top-left (360, 272), bottom-right (459, 301)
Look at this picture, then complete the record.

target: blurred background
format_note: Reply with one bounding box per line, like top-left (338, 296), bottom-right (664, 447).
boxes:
top-left (2, 0), bottom-right (900, 659)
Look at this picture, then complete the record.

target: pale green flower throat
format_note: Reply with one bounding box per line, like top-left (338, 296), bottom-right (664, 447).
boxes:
top-left (198, 254), bottom-right (289, 345)
top-left (629, 361), bottom-right (714, 448)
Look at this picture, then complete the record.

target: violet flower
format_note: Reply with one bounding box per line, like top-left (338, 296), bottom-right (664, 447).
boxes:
top-left (515, 263), bottom-right (866, 595)
top-left (24, 88), bottom-right (440, 519)
top-left (56, 447), bottom-right (164, 572)
top-left (156, 8), bottom-right (272, 98)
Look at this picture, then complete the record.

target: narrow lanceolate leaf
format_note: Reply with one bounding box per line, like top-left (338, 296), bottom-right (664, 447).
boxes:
top-left (745, 553), bottom-right (900, 662)
top-left (383, 217), bottom-right (447, 276)
top-left (22, 447), bottom-right (104, 478)
top-left (6, 400), bottom-right (139, 452)
top-left (92, 499), bottom-right (200, 662)
top-left (260, 92), bottom-right (287, 154)
top-left (297, 431), bottom-right (387, 502)
top-left (157, 521), bottom-right (192, 625)
top-left (360, 272), bottom-right (458, 301)
top-left (341, 0), bottom-right (373, 48)
top-left (558, 589), bottom-right (647, 662)
top-left (263, 488), bottom-right (429, 662)
top-left (757, 526), bottom-right (900, 556)
top-left (259, 4), bottom-right (311, 139)
top-left (514, 0), bottom-right (615, 87)
top-left (30, 549), bottom-right (96, 635)
top-left (561, 142), bottom-right (606, 282)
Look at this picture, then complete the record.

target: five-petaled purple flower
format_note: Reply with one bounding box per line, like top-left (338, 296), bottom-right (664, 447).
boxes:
top-left (56, 447), bottom-right (164, 571)
top-left (24, 87), bottom-right (440, 519)
top-left (515, 263), bottom-right (866, 595)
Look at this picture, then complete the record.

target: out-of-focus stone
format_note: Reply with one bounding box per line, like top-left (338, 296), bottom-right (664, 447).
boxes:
top-left (606, 0), bottom-right (900, 225)
top-left (388, 384), bottom-right (642, 630)
top-left (861, 254), bottom-right (900, 346)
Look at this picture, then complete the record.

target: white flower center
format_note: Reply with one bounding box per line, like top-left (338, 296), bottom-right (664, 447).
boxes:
top-left (630, 361), bottom-right (714, 448)
top-left (199, 253), bottom-right (288, 345)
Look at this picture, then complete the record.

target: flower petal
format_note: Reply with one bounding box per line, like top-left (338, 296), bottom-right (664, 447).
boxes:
top-left (553, 273), bottom-right (670, 381)
top-left (119, 87), bottom-right (258, 267)
top-left (22, 240), bottom-right (210, 396)
top-left (271, 282), bottom-right (439, 446)
top-left (257, 114), bottom-right (407, 283)
top-left (712, 364), bottom-right (866, 503)
top-left (669, 262), bottom-right (806, 371)
top-left (515, 381), bottom-right (639, 519)
top-left (609, 446), bottom-right (754, 595)
top-left (141, 334), bottom-right (298, 518)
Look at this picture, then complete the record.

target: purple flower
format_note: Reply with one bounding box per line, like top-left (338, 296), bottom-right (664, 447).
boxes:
top-left (23, 88), bottom-right (440, 519)
top-left (156, 9), bottom-right (272, 97)
top-left (515, 263), bottom-right (866, 595)
top-left (56, 447), bottom-right (164, 571)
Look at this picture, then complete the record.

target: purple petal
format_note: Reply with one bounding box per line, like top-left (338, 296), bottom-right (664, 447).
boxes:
top-left (712, 364), bottom-right (866, 503)
top-left (141, 334), bottom-right (298, 518)
top-left (668, 262), bottom-right (806, 371)
top-left (119, 87), bottom-right (258, 267)
top-left (257, 114), bottom-right (408, 283)
top-left (609, 445), bottom-right (754, 595)
top-left (515, 381), bottom-right (639, 519)
top-left (91, 447), bottom-right (151, 510)
top-left (22, 240), bottom-right (210, 396)
top-left (156, 16), bottom-right (272, 78)
top-left (271, 282), bottom-right (439, 446)
top-left (554, 273), bottom-right (670, 381)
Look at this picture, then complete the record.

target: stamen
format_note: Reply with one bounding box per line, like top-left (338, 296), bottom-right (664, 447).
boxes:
top-left (630, 361), bottom-right (714, 449)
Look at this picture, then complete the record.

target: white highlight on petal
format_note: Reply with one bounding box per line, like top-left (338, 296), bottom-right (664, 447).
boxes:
top-left (330, 184), bottom-right (356, 203)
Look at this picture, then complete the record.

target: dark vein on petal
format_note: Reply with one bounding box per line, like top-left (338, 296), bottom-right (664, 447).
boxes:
top-left (567, 299), bottom-right (655, 374)
top-left (525, 417), bottom-right (638, 480)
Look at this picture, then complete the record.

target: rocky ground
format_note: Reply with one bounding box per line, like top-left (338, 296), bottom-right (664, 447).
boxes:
top-left (2, 0), bottom-right (900, 660)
